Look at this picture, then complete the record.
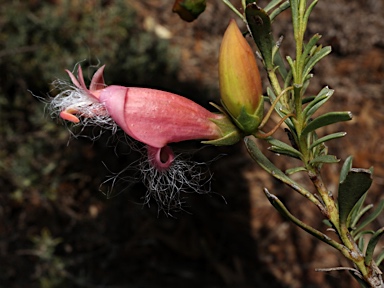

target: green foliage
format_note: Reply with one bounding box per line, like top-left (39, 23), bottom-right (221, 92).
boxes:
top-left (245, 3), bottom-right (274, 70)
top-left (0, 0), bottom-right (177, 96)
top-left (338, 160), bottom-right (373, 226)
top-left (231, 0), bottom-right (383, 286)
top-left (31, 229), bottom-right (66, 287)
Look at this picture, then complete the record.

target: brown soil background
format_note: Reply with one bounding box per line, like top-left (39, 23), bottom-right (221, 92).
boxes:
top-left (1, 0), bottom-right (384, 287)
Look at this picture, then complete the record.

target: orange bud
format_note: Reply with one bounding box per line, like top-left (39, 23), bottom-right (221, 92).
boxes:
top-left (219, 19), bottom-right (263, 133)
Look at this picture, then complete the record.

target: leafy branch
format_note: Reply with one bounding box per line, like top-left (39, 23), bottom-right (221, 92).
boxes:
top-left (221, 0), bottom-right (384, 286)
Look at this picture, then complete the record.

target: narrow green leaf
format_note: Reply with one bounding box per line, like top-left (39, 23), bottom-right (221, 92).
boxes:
top-left (303, 87), bottom-right (334, 121)
top-left (349, 193), bottom-right (368, 229)
top-left (354, 200), bottom-right (384, 235)
top-left (310, 155), bottom-right (339, 165)
top-left (302, 33), bottom-right (321, 62)
top-left (309, 132), bottom-right (347, 149)
top-left (302, 0), bottom-right (319, 33)
top-left (286, 56), bottom-right (296, 79)
top-left (302, 95), bottom-right (316, 104)
top-left (245, 3), bottom-right (274, 70)
top-left (244, 136), bottom-right (325, 209)
top-left (340, 156), bottom-right (353, 183)
top-left (264, 0), bottom-right (286, 12)
top-left (268, 146), bottom-right (301, 159)
top-left (358, 234), bottom-right (366, 254)
top-left (302, 46), bottom-right (331, 81)
top-left (350, 202), bottom-right (371, 230)
top-left (264, 188), bottom-right (345, 251)
top-left (269, 1), bottom-right (290, 21)
top-left (338, 168), bottom-right (373, 225)
top-left (354, 230), bottom-right (375, 243)
top-left (302, 111), bottom-right (352, 135)
top-left (365, 227), bottom-right (384, 266)
top-left (285, 166), bottom-right (307, 175)
top-left (273, 49), bottom-right (288, 78)
top-left (267, 137), bottom-right (303, 159)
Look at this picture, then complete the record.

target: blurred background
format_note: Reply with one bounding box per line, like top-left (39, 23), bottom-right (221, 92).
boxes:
top-left (1, 0), bottom-right (383, 287)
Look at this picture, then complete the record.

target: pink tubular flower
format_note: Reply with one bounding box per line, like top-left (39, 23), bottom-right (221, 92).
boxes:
top-left (53, 65), bottom-right (239, 171)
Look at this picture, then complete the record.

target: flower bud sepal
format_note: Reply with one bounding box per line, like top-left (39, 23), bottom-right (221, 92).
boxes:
top-left (222, 95), bottom-right (264, 135)
top-left (202, 103), bottom-right (242, 146)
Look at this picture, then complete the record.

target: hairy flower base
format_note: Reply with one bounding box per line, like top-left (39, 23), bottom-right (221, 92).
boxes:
top-left (139, 151), bottom-right (212, 215)
top-left (101, 144), bottom-right (212, 215)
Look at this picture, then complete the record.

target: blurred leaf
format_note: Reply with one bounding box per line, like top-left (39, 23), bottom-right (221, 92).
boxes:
top-left (365, 227), bottom-right (384, 266)
top-left (264, 0), bottom-right (287, 12)
top-left (302, 46), bottom-right (331, 81)
top-left (267, 137), bottom-right (303, 159)
top-left (309, 132), bottom-right (347, 149)
top-left (302, 111), bottom-right (352, 135)
top-left (310, 155), bottom-right (339, 165)
top-left (245, 3), bottom-right (274, 70)
top-left (285, 166), bottom-right (307, 175)
top-left (338, 168), bottom-right (373, 225)
top-left (340, 156), bottom-right (354, 183)
top-left (269, 1), bottom-right (290, 21)
top-left (172, 0), bottom-right (206, 22)
top-left (351, 201), bottom-right (372, 231)
top-left (354, 200), bottom-right (384, 236)
top-left (302, 34), bottom-right (321, 60)
top-left (303, 86), bottom-right (334, 121)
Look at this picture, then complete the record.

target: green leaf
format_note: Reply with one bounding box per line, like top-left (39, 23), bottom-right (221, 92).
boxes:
top-left (303, 87), bottom-right (334, 121)
top-left (245, 3), bottom-right (274, 70)
top-left (267, 137), bottom-right (303, 159)
top-left (269, 1), bottom-right (290, 21)
top-left (365, 227), bottom-right (384, 266)
top-left (302, 0), bottom-right (319, 35)
top-left (264, 0), bottom-right (286, 12)
top-left (354, 200), bottom-right (384, 235)
top-left (302, 34), bottom-right (321, 60)
top-left (286, 56), bottom-right (296, 80)
top-left (302, 95), bottom-right (316, 104)
top-left (264, 189), bottom-right (345, 251)
top-left (245, 137), bottom-right (308, 192)
top-left (285, 166), bottom-right (307, 175)
top-left (340, 156), bottom-right (353, 183)
top-left (301, 111), bottom-right (352, 135)
top-left (302, 46), bottom-right (331, 81)
top-left (338, 168), bottom-right (373, 225)
top-left (350, 199), bottom-right (371, 230)
top-left (310, 155), bottom-right (339, 165)
top-left (273, 49), bottom-right (288, 78)
top-left (309, 132), bottom-right (347, 149)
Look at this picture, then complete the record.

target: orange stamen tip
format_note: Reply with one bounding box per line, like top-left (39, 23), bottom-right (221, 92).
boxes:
top-left (60, 111), bottom-right (80, 123)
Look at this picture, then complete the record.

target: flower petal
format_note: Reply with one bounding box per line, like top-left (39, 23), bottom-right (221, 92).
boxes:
top-left (100, 86), bottom-right (222, 148)
top-left (89, 65), bottom-right (106, 91)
